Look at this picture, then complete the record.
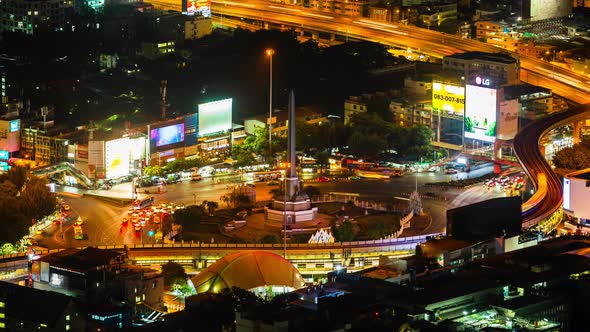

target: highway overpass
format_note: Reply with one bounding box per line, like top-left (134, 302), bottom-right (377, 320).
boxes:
top-left (207, 0), bottom-right (590, 104)
top-left (515, 104), bottom-right (590, 232)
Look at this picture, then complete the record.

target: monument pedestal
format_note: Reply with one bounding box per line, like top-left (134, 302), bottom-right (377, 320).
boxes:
top-left (265, 199), bottom-right (318, 224)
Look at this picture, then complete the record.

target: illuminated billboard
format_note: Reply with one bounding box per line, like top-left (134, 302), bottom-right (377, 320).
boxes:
top-left (432, 82), bottom-right (465, 117)
top-left (184, 0), bottom-right (211, 17)
top-left (9, 120), bottom-right (19, 132)
top-left (198, 98), bottom-right (232, 137)
top-left (497, 99), bottom-right (518, 140)
top-left (105, 138), bottom-right (130, 179)
top-left (150, 124), bottom-right (185, 148)
top-left (465, 85), bottom-right (497, 143)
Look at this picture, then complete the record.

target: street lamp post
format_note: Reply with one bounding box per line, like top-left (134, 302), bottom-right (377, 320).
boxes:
top-left (266, 49), bottom-right (275, 159)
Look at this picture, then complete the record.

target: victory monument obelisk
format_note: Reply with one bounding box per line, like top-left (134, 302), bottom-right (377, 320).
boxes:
top-left (266, 91), bottom-right (318, 224)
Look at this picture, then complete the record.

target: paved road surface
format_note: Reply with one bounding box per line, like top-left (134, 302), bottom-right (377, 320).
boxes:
top-left (39, 165), bottom-right (504, 248)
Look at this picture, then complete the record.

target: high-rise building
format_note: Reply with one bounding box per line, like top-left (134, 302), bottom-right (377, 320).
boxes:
top-left (523, 0), bottom-right (572, 20)
top-left (0, 0), bottom-right (74, 34)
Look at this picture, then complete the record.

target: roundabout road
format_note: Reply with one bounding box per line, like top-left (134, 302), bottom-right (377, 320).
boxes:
top-left (38, 165), bottom-right (503, 249)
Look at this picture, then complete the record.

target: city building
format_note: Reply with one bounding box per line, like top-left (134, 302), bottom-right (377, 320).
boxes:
top-left (503, 83), bottom-right (553, 124)
top-left (419, 3), bottom-right (457, 27)
top-left (88, 129), bottom-right (147, 179)
top-left (522, 0), bottom-right (572, 21)
top-left (343, 95), bottom-right (371, 126)
top-left (516, 39), bottom-right (557, 58)
top-left (306, 0), bottom-right (379, 17)
top-left (0, 281), bottom-right (86, 331)
top-left (0, 118), bottom-right (20, 158)
top-left (139, 41), bottom-right (175, 60)
top-left (185, 15), bottom-right (212, 40)
top-left (573, 0), bottom-right (590, 7)
top-left (0, 0), bottom-right (74, 34)
top-left (442, 51), bottom-right (520, 87)
top-left (244, 105), bottom-right (331, 137)
top-left (31, 247), bottom-right (164, 329)
top-left (563, 168), bottom-right (590, 225)
top-left (389, 95), bottom-right (432, 128)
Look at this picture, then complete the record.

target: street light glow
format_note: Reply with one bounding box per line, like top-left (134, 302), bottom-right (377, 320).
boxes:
top-left (265, 49), bottom-right (274, 56)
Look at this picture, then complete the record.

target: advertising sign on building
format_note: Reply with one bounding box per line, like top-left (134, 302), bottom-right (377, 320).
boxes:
top-left (9, 120), bottom-right (19, 132)
top-left (198, 98), bottom-right (233, 137)
top-left (184, 0), bottom-right (211, 17)
top-left (0, 150), bottom-right (9, 160)
top-left (432, 82), bottom-right (465, 117)
top-left (465, 85), bottom-right (497, 142)
top-left (105, 138), bottom-right (131, 179)
top-left (150, 123), bottom-right (185, 149)
top-left (497, 98), bottom-right (519, 140)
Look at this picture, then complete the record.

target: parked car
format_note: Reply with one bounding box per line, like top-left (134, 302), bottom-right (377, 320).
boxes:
top-left (444, 169), bottom-right (458, 174)
top-left (318, 176), bottom-right (331, 182)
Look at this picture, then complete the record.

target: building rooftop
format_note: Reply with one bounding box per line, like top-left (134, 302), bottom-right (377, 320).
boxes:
top-left (0, 281), bottom-right (72, 327)
top-left (565, 168), bottom-right (590, 181)
top-left (355, 266), bottom-right (402, 281)
top-left (492, 294), bottom-right (552, 311)
top-left (39, 247), bottom-right (125, 273)
top-left (420, 237), bottom-right (479, 258)
top-left (503, 83), bottom-right (551, 100)
top-left (445, 51), bottom-right (517, 64)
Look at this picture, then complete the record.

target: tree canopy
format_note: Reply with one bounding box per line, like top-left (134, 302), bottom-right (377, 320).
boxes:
top-left (553, 142), bottom-right (590, 170)
top-left (0, 167), bottom-right (57, 244)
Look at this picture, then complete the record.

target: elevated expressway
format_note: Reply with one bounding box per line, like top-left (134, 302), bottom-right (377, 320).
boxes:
top-left (515, 104), bottom-right (590, 232)
top-left (210, 0), bottom-right (590, 104)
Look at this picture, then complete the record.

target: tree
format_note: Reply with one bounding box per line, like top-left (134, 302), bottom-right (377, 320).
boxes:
top-left (553, 143), bottom-right (590, 170)
top-left (303, 185), bottom-right (321, 200)
top-left (20, 177), bottom-right (56, 221)
top-left (0, 166), bottom-right (28, 193)
top-left (144, 165), bottom-right (162, 177)
top-left (0, 180), bottom-right (18, 199)
top-left (232, 144), bottom-right (256, 168)
top-left (173, 205), bottom-right (205, 228)
top-left (206, 201), bottom-right (219, 215)
top-left (332, 220), bottom-right (355, 242)
top-left (313, 150), bottom-right (330, 174)
top-left (0, 197), bottom-right (29, 244)
top-left (366, 218), bottom-right (398, 240)
top-left (259, 234), bottom-right (280, 244)
top-left (161, 262), bottom-right (188, 288)
top-left (347, 131), bottom-right (388, 160)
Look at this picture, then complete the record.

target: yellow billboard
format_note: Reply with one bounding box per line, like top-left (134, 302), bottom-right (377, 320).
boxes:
top-left (432, 82), bottom-right (465, 117)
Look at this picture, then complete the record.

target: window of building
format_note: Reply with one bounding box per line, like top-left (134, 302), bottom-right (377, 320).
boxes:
top-left (66, 315), bottom-right (70, 321)
top-left (0, 322), bottom-right (4, 328)
top-left (66, 325), bottom-right (70, 330)
top-left (0, 302), bottom-right (4, 308)
top-left (353, 105), bottom-right (357, 110)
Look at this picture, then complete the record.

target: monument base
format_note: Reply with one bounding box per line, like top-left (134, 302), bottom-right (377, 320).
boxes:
top-left (265, 206), bottom-right (319, 224)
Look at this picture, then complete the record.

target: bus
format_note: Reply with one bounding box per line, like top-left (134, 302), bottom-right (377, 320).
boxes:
top-left (133, 197), bottom-right (155, 210)
top-left (253, 170), bottom-right (283, 182)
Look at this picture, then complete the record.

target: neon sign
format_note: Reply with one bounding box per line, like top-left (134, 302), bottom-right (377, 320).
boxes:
top-left (9, 120), bottom-right (19, 132)
top-left (475, 76), bottom-right (490, 86)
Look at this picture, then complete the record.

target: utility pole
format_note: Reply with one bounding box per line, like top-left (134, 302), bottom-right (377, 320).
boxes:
top-left (266, 49), bottom-right (274, 158)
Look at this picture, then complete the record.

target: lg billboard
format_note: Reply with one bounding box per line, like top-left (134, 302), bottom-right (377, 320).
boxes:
top-left (465, 85), bottom-right (497, 143)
